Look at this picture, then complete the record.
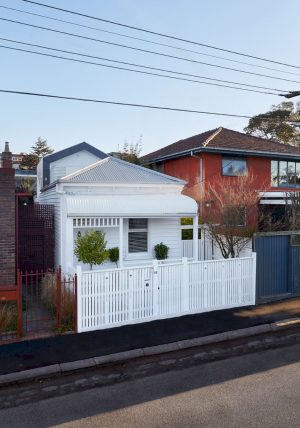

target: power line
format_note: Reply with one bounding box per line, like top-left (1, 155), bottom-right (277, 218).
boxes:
top-left (0, 46), bottom-right (278, 96)
top-left (1, 4), bottom-right (299, 77)
top-left (0, 89), bottom-right (252, 118)
top-left (0, 37), bottom-right (286, 93)
top-left (0, 44), bottom-right (272, 95)
top-left (1, 16), bottom-right (300, 85)
top-left (20, 0), bottom-right (300, 70)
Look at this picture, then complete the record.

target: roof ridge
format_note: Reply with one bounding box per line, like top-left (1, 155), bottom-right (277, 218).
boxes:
top-left (60, 157), bottom-right (109, 181)
top-left (60, 155), bottom-right (185, 185)
top-left (141, 127), bottom-right (219, 161)
top-left (110, 156), bottom-right (185, 183)
top-left (220, 127), bottom-right (295, 148)
top-left (203, 127), bottom-right (223, 147)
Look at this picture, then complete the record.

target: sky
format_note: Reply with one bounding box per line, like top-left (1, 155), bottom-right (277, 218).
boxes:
top-left (0, 0), bottom-right (300, 156)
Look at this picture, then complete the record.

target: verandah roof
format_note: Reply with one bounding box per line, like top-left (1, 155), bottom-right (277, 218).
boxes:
top-left (65, 194), bottom-right (197, 218)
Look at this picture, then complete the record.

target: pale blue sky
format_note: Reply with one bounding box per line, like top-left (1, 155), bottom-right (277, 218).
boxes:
top-left (0, 0), bottom-right (299, 155)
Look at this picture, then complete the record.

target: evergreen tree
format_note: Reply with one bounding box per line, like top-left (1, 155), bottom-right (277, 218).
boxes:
top-left (20, 137), bottom-right (54, 170)
top-left (244, 102), bottom-right (300, 146)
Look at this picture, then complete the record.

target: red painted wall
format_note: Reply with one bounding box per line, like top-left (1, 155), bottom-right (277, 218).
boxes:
top-left (164, 153), bottom-right (273, 225)
top-left (164, 155), bottom-right (202, 204)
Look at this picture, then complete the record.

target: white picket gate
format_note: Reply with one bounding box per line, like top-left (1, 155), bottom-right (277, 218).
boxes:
top-left (77, 254), bottom-right (256, 333)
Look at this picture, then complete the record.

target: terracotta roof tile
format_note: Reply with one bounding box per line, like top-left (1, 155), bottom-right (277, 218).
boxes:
top-left (141, 127), bottom-right (300, 163)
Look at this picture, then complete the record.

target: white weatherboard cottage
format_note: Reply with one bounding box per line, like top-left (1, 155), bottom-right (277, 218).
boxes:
top-left (38, 152), bottom-right (198, 273)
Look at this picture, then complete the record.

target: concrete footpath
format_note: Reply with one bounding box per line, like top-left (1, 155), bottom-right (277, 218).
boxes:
top-left (0, 298), bottom-right (299, 380)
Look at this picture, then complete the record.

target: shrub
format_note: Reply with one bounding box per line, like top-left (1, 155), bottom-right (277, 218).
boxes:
top-left (0, 302), bottom-right (17, 333)
top-left (154, 242), bottom-right (169, 260)
top-left (41, 272), bottom-right (75, 332)
top-left (74, 229), bottom-right (108, 270)
top-left (108, 247), bottom-right (119, 266)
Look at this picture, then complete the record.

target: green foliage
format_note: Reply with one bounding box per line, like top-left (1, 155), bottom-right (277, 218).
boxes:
top-left (244, 101), bottom-right (300, 146)
top-left (74, 230), bottom-right (108, 270)
top-left (20, 137), bottom-right (54, 170)
top-left (108, 247), bottom-right (119, 266)
top-left (0, 302), bottom-right (17, 333)
top-left (154, 242), bottom-right (169, 260)
top-left (118, 135), bottom-right (142, 164)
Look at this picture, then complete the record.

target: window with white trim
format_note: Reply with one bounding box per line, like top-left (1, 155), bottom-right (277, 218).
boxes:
top-left (128, 219), bottom-right (148, 253)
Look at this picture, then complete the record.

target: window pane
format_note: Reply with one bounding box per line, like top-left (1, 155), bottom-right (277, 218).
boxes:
top-left (271, 160), bottom-right (278, 187)
top-left (296, 163), bottom-right (300, 185)
top-left (128, 232), bottom-right (148, 252)
top-left (287, 162), bottom-right (296, 185)
top-left (180, 217), bottom-right (193, 226)
top-left (278, 161), bottom-right (288, 186)
top-left (129, 218), bottom-right (147, 229)
top-left (181, 229), bottom-right (201, 240)
top-left (222, 158), bottom-right (247, 176)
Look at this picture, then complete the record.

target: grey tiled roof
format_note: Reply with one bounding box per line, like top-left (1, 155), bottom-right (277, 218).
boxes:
top-left (60, 156), bottom-right (185, 185)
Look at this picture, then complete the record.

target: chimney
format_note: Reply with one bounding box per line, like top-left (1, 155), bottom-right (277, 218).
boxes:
top-left (0, 142), bottom-right (16, 286)
top-left (2, 142), bottom-right (13, 169)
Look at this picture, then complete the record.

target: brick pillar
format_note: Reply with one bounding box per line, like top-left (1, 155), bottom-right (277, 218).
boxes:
top-left (0, 142), bottom-right (16, 286)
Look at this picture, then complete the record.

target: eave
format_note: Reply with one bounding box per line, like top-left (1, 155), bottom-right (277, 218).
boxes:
top-left (141, 146), bottom-right (300, 165)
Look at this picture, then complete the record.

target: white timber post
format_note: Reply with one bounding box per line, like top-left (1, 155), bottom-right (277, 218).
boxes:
top-left (182, 257), bottom-right (189, 312)
top-left (76, 265), bottom-right (82, 333)
top-left (119, 217), bottom-right (124, 268)
top-left (193, 215), bottom-right (199, 261)
top-left (152, 259), bottom-right (159, 316)
top-left (252, 252), bottom-right (257, 305)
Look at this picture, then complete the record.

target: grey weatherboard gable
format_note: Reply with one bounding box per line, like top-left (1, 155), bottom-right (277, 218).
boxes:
top-left (42, 142), bottom-right (108, 187)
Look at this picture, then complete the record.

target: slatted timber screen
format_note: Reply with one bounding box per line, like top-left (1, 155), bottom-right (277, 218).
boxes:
top-left (18, 204), bottom-right (55, 271)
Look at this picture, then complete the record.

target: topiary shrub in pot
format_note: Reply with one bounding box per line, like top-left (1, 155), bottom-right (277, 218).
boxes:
top-left (154, 242), bottom-right (169, 260)
top-left (108, 247), bottom-right (119, 267)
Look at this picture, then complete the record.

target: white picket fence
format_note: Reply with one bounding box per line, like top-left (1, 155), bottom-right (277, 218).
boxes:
top-left (76, 254), bottom-right (256, 333)
top-left (181, 237), bottom-right (253, 261)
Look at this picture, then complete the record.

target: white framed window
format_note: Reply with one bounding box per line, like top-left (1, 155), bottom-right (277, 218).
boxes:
top-left (128, 218), bottom-right (148, 253)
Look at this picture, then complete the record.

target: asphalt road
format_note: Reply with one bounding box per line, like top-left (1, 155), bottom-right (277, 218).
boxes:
top-left (1, 343), bottom-right (300, 428)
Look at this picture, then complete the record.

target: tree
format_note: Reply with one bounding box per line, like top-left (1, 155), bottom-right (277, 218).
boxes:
top-left (244, 101), bottom-right (300, 146)
top-left (205, 175), bottom-right (261, 258)
top-left (20, 137), bottom-right (54, 170)
top-left (284, 191), bottom-right (300, 230)
top-left (118, 135), bottom-right (142, 164)
top-left (74, 230), bottom-right (108, 270)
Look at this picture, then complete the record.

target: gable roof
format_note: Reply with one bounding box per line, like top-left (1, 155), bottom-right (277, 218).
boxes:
top-left (42, 142), bottom-right (108, 187)
top-left (141, 127), bottom-right (300, 163)
top-left (59, 156), bottom-right (185, 185)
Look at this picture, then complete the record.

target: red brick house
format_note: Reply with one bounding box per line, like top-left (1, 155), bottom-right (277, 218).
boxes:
top-left (141, 127), bottom-right (300, 225)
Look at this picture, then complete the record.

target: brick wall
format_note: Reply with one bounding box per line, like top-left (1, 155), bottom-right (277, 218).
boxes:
top-left (0, 167), bottom-right (16, 285)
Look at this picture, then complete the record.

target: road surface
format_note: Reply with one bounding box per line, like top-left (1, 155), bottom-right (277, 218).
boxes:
top-left (1, 343), bottom-right (300, 427)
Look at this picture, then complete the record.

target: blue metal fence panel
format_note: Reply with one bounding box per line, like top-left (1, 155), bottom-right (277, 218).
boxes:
top-left (256, 235), bottom-right (290, 301)
top-left (289, 245), bottom-right (300, 295)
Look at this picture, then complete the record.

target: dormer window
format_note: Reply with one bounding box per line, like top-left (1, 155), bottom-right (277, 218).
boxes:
top-left (222, 157), bottom-right (247, 176)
